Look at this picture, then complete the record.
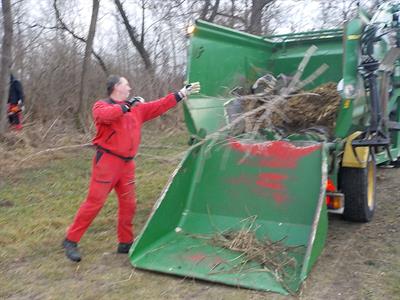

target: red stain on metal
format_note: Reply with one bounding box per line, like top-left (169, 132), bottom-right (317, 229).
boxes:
top-left (229, 140), bottom-right (320, 168)
top-left (188, 253), bottom-right (206, 263)
top-left (251, 185), bottom-right (289, 203)
top-left (256, 173), bottom-right (288, 190)
top-left (272, 192), bottom-right (287, 203)
top-left (255, 173), bottom-right (289, 202)
top-left (256, 181), bottom-right (283, 190)
top-left (259, 173), bottom-right (288, 181)
top-left (228, 139), bottom-right (320, 204)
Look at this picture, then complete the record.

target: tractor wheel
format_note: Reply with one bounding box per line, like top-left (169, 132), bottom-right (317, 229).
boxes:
top-left (339, 159), bottom-right (376, 222)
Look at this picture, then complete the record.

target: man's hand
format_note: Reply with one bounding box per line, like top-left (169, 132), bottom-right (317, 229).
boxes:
top-left (17, 100), bottom-right (25, 112)
top-left (126, 96), bottom-right (145, 106)
top-left (177, 82), bottom-right (200, 101)
top-left (122, 97), bottom-right (145, 112)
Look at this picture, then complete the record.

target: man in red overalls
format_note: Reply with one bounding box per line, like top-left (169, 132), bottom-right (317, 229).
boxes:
top-left (62, 75), bottom-right (200, 262)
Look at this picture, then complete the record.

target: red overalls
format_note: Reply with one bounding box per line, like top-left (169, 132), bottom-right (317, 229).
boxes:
top-left (66, 93), bottom-right (178, 243)
top-left (7, 103), bottom-right (23, 130)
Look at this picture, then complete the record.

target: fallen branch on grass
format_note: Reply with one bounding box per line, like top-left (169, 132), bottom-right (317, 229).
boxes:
top-left (16, 143), bottom-right (92, 166)
top-left (136, 153), bottom-right (180, 163)
top-left (14, 142), bottom-right (183, 167)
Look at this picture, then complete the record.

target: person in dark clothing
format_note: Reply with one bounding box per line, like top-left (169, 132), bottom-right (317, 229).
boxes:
top-left (62, 75), bottom-right (200, 262)
top-left (7, 74), bottom-right (25, 130)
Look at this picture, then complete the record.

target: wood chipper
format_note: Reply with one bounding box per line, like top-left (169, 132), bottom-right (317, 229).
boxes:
top-left (129, 4), bottom-right (400, 295)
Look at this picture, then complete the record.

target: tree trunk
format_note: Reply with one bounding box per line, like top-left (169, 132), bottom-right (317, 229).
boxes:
top-left (248, 0), bottom-right (272, 35)
top-left (0, 0), bottom-right (13, 134)
top-left (200, 0), bottom-right (211, 19)
top-left (76, 0), bottom-right (100, 131)
top-left (200, 0), bottom-right (220, 23)
top-left (208, 0), bottom-right (220, 22)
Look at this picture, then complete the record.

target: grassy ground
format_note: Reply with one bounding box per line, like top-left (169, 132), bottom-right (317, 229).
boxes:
top-left (0, 129), bottom-right (192, 299)
top-left (1, 129), bottom-right (399, 299)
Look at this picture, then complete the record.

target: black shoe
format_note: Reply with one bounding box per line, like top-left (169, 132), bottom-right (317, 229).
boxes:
top-left (62, 238), bottom-right (82, 262)
top-left (117, 242), bottom-right (132, 254)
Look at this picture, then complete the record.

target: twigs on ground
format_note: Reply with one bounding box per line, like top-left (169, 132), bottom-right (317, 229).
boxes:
top-left (186, 216), bottom-right (305, 295)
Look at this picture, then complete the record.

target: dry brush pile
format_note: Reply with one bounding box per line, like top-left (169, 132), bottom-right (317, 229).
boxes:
top-left (228, 82), bottom-right (341, 139)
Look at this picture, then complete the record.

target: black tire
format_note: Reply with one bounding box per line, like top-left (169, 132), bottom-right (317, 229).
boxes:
top-left (339, 159), bottom-right (376, 222)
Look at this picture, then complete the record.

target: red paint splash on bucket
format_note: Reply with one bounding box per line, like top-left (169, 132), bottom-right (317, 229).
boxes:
top-left (229, 140), bottom-right (321, 168)
top-left (228, 140), bottom-right (321, 203)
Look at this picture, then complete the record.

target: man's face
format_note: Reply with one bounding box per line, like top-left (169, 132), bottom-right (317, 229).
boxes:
top-left (114, 77), bottom-right (131, 100)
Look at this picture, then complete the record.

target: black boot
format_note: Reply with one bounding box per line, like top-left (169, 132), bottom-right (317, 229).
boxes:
top-left (62, 238), bottom-right (82, 262)
top-left (117, 242), bottom-right (132, 254)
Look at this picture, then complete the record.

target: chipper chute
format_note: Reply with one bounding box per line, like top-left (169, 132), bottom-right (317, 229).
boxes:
top-left (130, 139), bottom-right (328, 295)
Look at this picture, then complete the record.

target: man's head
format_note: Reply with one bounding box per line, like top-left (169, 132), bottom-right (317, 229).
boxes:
top-left (106, 75), bottom-right (131, 101)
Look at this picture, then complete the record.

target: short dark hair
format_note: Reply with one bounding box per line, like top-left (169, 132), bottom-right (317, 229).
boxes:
top-left (106, 75), bottom-right (121, 96)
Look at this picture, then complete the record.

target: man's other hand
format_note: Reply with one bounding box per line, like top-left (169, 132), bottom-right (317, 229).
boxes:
top-left (178, 82), bottom-right (201, 100)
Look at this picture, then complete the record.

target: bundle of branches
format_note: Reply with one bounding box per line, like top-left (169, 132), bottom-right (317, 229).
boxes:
top-left (237, 82), bottom-right (341, 138)
top-left (270, 82), bottom-right (341, 133)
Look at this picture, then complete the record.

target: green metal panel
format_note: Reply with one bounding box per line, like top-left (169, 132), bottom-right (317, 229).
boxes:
top-left (335, 18), bottom-right (366, 138)
top-left (185, 20), bottom-right (273, 136)
top-left (265, 29), bottom-right (343, 42)
top-left (187, 20), bottom-right (273, 96)
top-left (268, 38), bottom-right (343, 88)
top-left (389, 89), bottom-right (400, 153)
top-left (130, 140), bottom-right (328, 294)
top-left (183, 95), bottom-right (228, 138)
top-left (375, 147), bottom-right (400, 164)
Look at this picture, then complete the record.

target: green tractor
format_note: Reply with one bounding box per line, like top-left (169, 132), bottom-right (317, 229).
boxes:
top-left (129, 3), bottom-right (400, 295)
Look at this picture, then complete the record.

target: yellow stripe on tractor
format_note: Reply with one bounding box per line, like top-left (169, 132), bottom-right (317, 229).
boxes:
top-left (342, 131), bottom-right (370, 168)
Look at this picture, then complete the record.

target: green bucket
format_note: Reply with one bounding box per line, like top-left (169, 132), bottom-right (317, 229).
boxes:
top-left (129, 139), bottom-right (328, 295)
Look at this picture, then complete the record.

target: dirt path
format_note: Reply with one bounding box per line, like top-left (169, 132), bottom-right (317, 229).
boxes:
top-left (300, 167), bottom-right (400, 300)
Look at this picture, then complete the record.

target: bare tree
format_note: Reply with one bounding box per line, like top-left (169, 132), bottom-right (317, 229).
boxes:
top-left (0, 0), bottom-right (13, 134)
top-left (316, 0), bottom-right (384, 29)
top-left (53, 0), bottom-right (108, 76)
top-left (318, 0), bottom-right (359, 28)
top-left (200, 0), bottom-right (221, 22)
top-left (6, 0), bottom-right (383, 137)
top-left (77, 0), bottom-right (100, 131)
top-left (247, 0), bottom-right (274, 35)
top-left (195, 0), bottom-right (279, 35)
top-left (114, 0), bottom-right (154, 72)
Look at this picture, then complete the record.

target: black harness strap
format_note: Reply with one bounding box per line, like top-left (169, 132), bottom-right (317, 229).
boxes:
top-left (96, 145), bottom-right (135, 161)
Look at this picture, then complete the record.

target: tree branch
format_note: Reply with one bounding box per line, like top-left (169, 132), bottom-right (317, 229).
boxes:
top-left (53, 0), bottom-right (108, 76)
top-left (114, 0), bottom-right (154, 71)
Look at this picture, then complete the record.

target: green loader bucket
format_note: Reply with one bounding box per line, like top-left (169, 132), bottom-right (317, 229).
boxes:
top-left (129, 139), bottom-right (328, 295)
